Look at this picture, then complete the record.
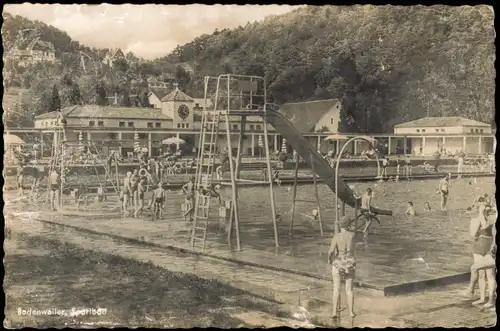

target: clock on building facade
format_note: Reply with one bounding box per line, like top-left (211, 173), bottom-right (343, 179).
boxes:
top-left (177, 104), bottom-right (190, 120)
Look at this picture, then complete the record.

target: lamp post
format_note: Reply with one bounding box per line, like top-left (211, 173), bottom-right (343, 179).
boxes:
top-left (334, 136), bottom-right (380, 233)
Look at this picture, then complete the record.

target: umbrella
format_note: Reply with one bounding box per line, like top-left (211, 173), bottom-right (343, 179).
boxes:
top-left (4, 133), bottom-right (25, 145)
top-left (162, 137), bottom-right (185, 145)
top-left (258, 135), bottom-right (264, 148)
top-left (281, 138), bottom-right (287, 153)
top-left (324, 134), bottom-right (349, 141)
top-left (134, 131), bottom-right (141, 153)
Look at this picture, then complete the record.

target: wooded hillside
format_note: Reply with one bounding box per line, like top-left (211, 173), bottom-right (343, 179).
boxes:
top-left (3, 6), bottom-right (495, 133)
top-left (157, 5), bottom-right (495, 132)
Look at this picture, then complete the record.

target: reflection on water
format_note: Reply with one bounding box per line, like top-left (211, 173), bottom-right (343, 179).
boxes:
top-left (215, 177), bottom-right (495, 263)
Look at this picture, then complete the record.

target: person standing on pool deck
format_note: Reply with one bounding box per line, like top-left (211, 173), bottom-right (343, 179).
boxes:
top-left (182, 177), bottom-right (196, 221)
top-left (130, 169), bottom-right (140, 211)
top-left (404, 155), bottom-right (412, 180)
top-left (17, 166), bottom-right (24, 197)
top-left (49, 168), bottom-right (61, 211)
top-left (149, 181), bottom-right (166, 219)
top-left (457, 154), bottom-right (465, 179)
top-left (134, 177), bottom-right (147, 218)
top-left (121, 171), bottom-right (132, 216)
top-left (463, 204), bottom-right (497, 309)
top-left (437, 173), bottom-right (450, 211)
top-left (395, 155), bottom-right (401, 181)
top-left (328, 216), bottom-right (357, 319)
top-left (381, 156), bottom-right (389, 178)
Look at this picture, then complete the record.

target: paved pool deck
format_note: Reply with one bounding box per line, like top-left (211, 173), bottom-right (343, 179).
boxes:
top-left (17, 189), bottom-right (479, 296)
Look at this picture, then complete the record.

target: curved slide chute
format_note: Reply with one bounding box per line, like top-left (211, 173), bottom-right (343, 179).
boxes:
top-left (232, 109), bottom-right (393, 216)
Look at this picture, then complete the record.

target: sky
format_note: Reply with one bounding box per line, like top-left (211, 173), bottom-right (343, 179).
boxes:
top-left (4, 4), bottom-right (299, 60)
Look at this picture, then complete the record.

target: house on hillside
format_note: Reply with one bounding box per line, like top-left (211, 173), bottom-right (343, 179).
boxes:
top-left (107, 93), bottom-right (147, 107)
top-left (9, 37), bottom-right (56, 66)
top-left (102, 48), bottom-right (127, 67)
top-left (393, 116), bottom-right (494, 155)
top-left (148, 90), bottom-right (169, 109)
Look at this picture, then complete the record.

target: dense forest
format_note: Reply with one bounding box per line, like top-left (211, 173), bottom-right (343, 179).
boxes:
top-left (2, 5), bottom-right (495, 133)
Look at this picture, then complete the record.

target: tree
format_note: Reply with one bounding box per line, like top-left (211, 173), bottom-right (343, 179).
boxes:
top-left (95, 83), bottom-right (107, 106)
top-left (140, 90), bottom-right (151, 108)
top-left (118, 88), bottom-right (131, 107)
top-left (50, 84), bottom-right (61, 111)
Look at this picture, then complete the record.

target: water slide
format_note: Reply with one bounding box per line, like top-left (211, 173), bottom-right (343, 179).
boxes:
top-left (234, 109), bottom-right (392, 216)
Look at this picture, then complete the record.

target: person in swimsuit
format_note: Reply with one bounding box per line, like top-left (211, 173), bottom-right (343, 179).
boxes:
top-left (49, 169), bottom-right (60, 211)
top-left (17, 166), bottom-right (24, 197)
top-left (424, 202), bottom-right (432, 212)
top-left (406, 201), bottom-right (416, 216)
top-left (273, 169), bottom-right (282, 187)
top-left (130, 169), bottom-right (139, 210)
top-left (121, 171), bottom-right (132, 216)
top-left (360, 188), bottom-right (373, 215)
top-left (182, 177), bottom-right (196, 221)
top-left (469, 193), bottom-right (491, 211)
top-left (463, 204), bottom-right (496, 308)
top-left (381, 156), bottom-right (389, 178)
top-left (457, 154), bottom-right (465, 179)
top-left (216, 165), bottom-right (223, 180)
top-left (395, 155), bottom-right (401, 181)
top-left (134, 177), bottom-right (147, 218)
top-left (149, 181), bottom-right (166, 220)
top-left (328, 216), bottom-right (357, 319)
top-left (404, 155), bottom-right (412, 180)
top-left (437, 174), bottom-right (450, 211)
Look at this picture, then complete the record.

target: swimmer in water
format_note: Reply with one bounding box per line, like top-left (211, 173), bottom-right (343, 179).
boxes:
top-left (406, 201), bottom-right (416, 216)
top-left (424, 202), bottom-right (432, 212)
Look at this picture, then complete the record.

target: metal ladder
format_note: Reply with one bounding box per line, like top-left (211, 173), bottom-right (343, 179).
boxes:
top-left (86, 142), bottom-right (119, 194)
top-left (190, 109), bottom-right (222, 251)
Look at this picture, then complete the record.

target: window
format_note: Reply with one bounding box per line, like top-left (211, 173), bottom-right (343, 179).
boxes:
top-left (250, 124), bottom-right (255, 130)
top-left (98, 121), bottom-right (104, 127)
top-left (331, 118), bottom-right (334, 125)
top-left (147, 122), bottom-right (153, 128)
top-left (480, 129), bottom-right (484, 133)
top-left (195, 103), bottom-right (200, 108)
top-left (89, 121), bottom-right (95, 127)
top-left (138, 133), bottom-right (146, 140)
top-left (435, 129), bottom-right (439, 132)
top-left (128, 122), bottom-right (134, 128)
top-left (421, 129), bottom-right (426, 133)
top-left (256, 125), bottom-right (262, 131)
top-left (177, 123), bottom-right (181, 128)
top-left (470, 128), bottom-right (474, 133)
top-left (119, 122), bottom-right (125, 128)
top-left (416, 129), bottom-right (420, 132)
top-left (232, 124), bottom-right (238, 130)
top-left (108, 133), bottom-right (117, 140)
top-left (441, 129), bottom-right (445, 132)
top-left (185, 123), bottom-right (189, 128)
top-left (155, 123), bottom-right (161, 128)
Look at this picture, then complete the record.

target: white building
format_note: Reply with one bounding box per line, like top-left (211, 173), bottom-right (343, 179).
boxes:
top-left (393, 116), bottom-right (494, 155)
